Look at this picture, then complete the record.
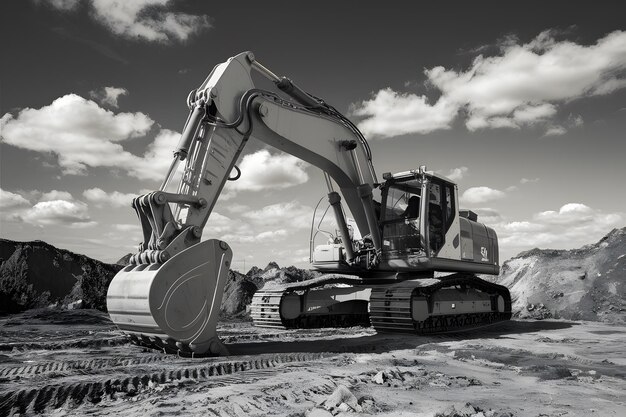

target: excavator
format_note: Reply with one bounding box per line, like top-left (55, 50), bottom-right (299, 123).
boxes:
top-left (106, 52), bottom-right (511, 356)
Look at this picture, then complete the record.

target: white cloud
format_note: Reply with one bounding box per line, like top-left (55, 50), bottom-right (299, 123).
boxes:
top-left (38, 0), bottom-right (80, 11)
top-left (40, 0), bottom-right (211, 43)
top-left (129, 128), bottom-right (178, 180)
top-left (544, 125), bottom-right (567, 136)
top-left (472, 208), bottom-right (503, 224)
top-left (225, 203), bottom-right (251, 214)
top-left (351, 30), bottom-right (626, 138)
top-left (1, 187), bottom-right (98, 228)
top-left (89, 86), bottom-right (128, 108)
top-left (83, 187), bottom-right (136, 208)
top-left (350, 89), bottom-right (458, 138)
top-left (520, 177), bottom-right (540, 184)
top-left (230, 150), bottom-right (309, 192)
top-left (497, 203), bottom-right (623, 253)
top-left (91, 0), bottom-right (211, 42)
top-left (242, 201), bottom-right (313, 229)
top-left (21, 199), bottom-right (94, 227)
top-left (1, 94), bottom-right (153, 175)
top-left (570, 115), bottom-right (584, 127)
top-left (40, 190), bottom-right (73, 202)
top-left (220, 229), bottom-right (289, 244)
top-left (204, 211), bottom-right (246, 236)
top-left (511, 103), bottom-right (557, 125)
top-left (430, 30), bottom-right (626, 131)
top-left (460, 186), bottom-right (506, 205)
top-left (0, 94), bottom-right (179, 180)
top-left (255, 229), bottom-right (289, 241)
top-left (113, 223), bottom-right (141, 232)
top-left (534, 203), bottom-right (596, 225)
top-left (501, 221), bottom-right (545, 233)
top-left (0, 189), bottom-right (30, 210)
top-left (445, 166), bottom-right (469, 182)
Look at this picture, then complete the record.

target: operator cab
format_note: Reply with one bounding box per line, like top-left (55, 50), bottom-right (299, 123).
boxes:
top-left (379, 169), bottom-right (456, 261)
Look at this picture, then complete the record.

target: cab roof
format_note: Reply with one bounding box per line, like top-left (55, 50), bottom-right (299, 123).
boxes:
top-left (386, 169), bottom-right (457, 185)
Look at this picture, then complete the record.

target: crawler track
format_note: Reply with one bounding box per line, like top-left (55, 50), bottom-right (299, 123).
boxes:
top-left (251, 273), bottom-right (512, 334)
top-left (251, 274), bottom-right (371, 330)
top-left (370, 273), bottom-right (512, 333)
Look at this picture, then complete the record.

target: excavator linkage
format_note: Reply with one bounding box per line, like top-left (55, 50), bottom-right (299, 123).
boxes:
top-left (107, 240), bottom-right (232, 356)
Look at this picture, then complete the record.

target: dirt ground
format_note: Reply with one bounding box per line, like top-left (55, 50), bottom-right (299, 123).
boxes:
top-left (0, 309), bottom-right (624, 416)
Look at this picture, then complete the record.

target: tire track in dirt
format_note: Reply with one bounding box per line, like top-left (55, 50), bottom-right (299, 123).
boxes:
top-left (0, 354), bottom-right (171, 379)
top-left (0, 352), bottom-right (335, 415)
top-left (0, 335), bottom-right (129, 352)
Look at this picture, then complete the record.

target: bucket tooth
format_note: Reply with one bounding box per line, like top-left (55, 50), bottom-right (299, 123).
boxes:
top-left (107, 239), bottom-right (232, 356)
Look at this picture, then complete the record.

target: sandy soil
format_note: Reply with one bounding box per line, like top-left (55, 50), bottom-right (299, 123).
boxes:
top-left (0, 310), bottom-right (624, 416)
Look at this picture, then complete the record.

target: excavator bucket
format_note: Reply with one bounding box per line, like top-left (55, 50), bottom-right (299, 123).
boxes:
top-left (107, 239), bottom-right (232, 356)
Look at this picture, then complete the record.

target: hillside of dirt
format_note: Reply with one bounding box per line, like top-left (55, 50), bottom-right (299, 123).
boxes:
top-left (494, 227), bottom-right (626, 323)
top-left (0, 239), bottom-right (123, 314)
top-left (0, 239), bottom-right (318, 318)
top-left (221, 263), bottom-right (321, 317)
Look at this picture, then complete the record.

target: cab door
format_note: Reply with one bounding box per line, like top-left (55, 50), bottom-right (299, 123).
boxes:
top-left (427, 180), bottom-right (461, 260)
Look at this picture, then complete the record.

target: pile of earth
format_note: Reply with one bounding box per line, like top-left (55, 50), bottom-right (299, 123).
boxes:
top-left (0, 238), bottom-right (318, 318)
top-left (221, 263), bottom-right (321, 317)
top-left (493, 227), bottom-right (626, 323)
top-left (0, 239), bottom-right (122, 314)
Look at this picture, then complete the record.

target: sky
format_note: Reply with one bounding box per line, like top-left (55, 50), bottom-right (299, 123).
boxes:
top-left (1, 0), bottom-right (625, 270)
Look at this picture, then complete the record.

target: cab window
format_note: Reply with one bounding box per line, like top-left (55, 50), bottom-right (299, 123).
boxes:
top-left (381, 182), bottom-right (423, 258)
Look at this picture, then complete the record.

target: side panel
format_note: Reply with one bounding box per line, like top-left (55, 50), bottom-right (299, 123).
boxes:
top-left (313, 244), bottom-right (345, 263)
top-left (471, 221), bottom-right (490, 263)
top-left (459, 217), bottom-right (474, 260)
top-left (487, 226), bottom-right (500, 266)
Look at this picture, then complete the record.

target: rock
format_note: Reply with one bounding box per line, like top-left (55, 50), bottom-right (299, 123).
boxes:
top-left (372, 370), bottom-right (388, 384)
top-left (220, 270), bottom-right (258, 317)
top-left (305, 408), bottom-right (333, 417)
top-left (321, 385), bottom-right (362, 413)
top-left (246, 266), bottom-right (263, 277)
top-left (67, 299), bottom-right (83, 310)
top-left (357, 395), bottom-right (377, 413)
top-left (264, 261), bottom-right (280, 272)
top-left (436, 402), bottom-right (477, 417)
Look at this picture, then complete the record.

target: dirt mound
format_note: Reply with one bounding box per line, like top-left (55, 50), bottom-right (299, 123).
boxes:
top-left (496, 227), bottom-right (626, 323)
top-left (116, 253), bottom-right (133, 266)
top-left (221, 264), bottom-right (322, 317)
top-left (0, 237), bottom-right (322, 318)
top-left (0, 239), bottom-right (122, 314)
top-left (221, 270), bottom-right (259, 317)
top-left (252, 263), bottom-right (321, 286)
